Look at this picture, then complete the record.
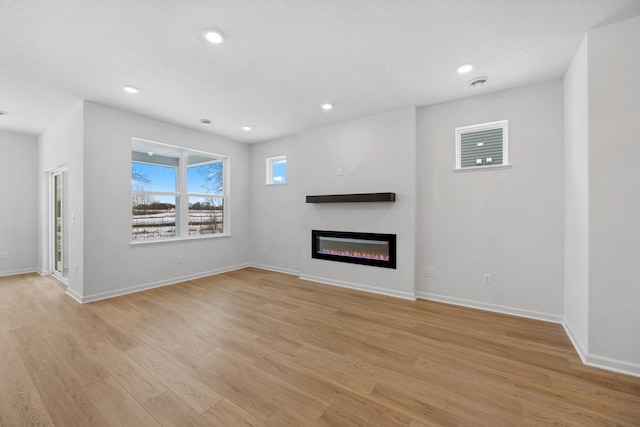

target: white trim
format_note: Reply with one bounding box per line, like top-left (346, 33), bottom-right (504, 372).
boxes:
top-left (131, 138), bottom-right (229, 241)
top-left (37, 267), bottom-right (50, 276)
top-left (50, 273), bottom-right (69, 287)
top-left (249, 263), bottom-right (300, 276)
top-left (299, 274), bottom-right (416, 301)
top-left (415, 291), bottom-right (563, 324)
top-left (266, 155), bottom-right (287, 185)
top-left (455, 119), bottom-right (508, 170)
top-left (66, 286), bottom-right (83, 303)
top-left (454, 164), bottom-right (511, 173)
top-left (581, 351), bottom-right (640, 378)
top-left (75, 263), bottom-right (250, 303)
top-left (0, 268), bottom-right (38, 277)
top-left (562, 319), bottom-right (588, 363)
top-left (562, 319), bottom-right (640, 378)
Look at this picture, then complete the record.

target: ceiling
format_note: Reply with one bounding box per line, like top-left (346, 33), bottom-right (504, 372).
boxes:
top-left (1, 0), bottom-right (639, 143)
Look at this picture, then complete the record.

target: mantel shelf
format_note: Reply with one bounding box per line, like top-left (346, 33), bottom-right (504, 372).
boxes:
top-left (306, 192), bottom-right (396, 203)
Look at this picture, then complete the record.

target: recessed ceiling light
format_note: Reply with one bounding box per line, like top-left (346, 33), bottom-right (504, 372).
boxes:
top-left (203, 28), bottom-right (224, 44)
top-left (469, 77), bottom-right (488, 88)
top-left (200, 119), bottom-right (212, 125)
top-left (321, 103), bottom-right (333, 110)
top-left (242, 126), bottom-right (252, 131)
top-left (477, 142), bottom-right (484, 146)
top-left (123, 85), bottom-right (139, 94)
top-left (457, 64), bottom-right (473, 74)
top-left (147, 151), bottom-right (154, 157)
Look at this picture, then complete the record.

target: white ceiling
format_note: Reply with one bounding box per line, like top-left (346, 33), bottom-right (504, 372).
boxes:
top-left (1, 0), bottom-right (639, 143)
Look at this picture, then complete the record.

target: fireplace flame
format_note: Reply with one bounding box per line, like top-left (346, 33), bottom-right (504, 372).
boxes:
top-left (317, 248), bottom-right (389, 261)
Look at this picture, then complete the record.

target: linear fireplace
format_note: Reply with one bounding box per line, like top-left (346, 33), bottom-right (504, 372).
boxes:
top-left (312, 230), bottom-right (396, 269)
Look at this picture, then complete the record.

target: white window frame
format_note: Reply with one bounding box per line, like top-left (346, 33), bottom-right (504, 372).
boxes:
top-left (131, 139), bottom-right (229, 243)
top-left (265, 155), bottom-right (287, 185)
top-left (455, 120), bottom-right (510, 172)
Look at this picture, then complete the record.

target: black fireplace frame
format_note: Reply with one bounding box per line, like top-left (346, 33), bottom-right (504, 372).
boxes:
top-left (311, 230), bottom-right (397, 269)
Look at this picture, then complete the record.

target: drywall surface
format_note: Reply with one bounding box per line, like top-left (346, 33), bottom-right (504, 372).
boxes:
top-left (81, 102), bottom-right (251, 300)
top-left (0, 130), bottom-right (38, 276)
top-left (250, 134), bottom-right (301, 274)
top-left (416, 80), bottom-right (565, 320)
top-left (588, 16), bottom-right (640, 367)
top-left (563, 35), bottom-right (590, 353)
top-left (298, 107), bottom-right (417, 299)
top-left (38, 102), bottom-right (84, 297)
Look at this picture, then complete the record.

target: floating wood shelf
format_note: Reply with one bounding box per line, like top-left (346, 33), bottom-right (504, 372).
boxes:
top-left (306, 192), bottom-right (396, 203)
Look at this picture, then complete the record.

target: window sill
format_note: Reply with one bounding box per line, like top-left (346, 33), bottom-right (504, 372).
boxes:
top-left (130, 233), bottom-right (231, 246)
top-left (265, 182), bottom-right (287, 187)
top-left (454, 164), bottom-right (511, 173)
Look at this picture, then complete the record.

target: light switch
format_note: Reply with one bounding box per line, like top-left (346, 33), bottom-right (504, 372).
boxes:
top-left (337, 167), bottom-right (344, 176)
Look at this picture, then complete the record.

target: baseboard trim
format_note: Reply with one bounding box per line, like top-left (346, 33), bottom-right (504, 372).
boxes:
top-left (299, 274), bottom-right (416, 301)
top-left (0, 267), bottom-right (38, 277)
top-left (37, 267), bottom-right (49, 276)
top-left (415, 291), bottom-right (564, 324)
top-left (249, 264), bottom-right (300, 276)
top-left (66, 286), bottom-right (83, 304)
top-left (561, 320), bottom-right (588, 363)
top-left (562, 319), bottom-right (640, 378)
top-left (582, 352), bottom-right (640, 378)
top-left (77, 263), bottom-right (251, 303)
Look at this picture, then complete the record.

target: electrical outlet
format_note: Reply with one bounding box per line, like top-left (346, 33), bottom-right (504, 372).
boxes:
top-left (0, 251), bottom-right (8, 259)
top-left (177, 256), bottom-right (183, 264)
top-left (336, 167), bottom-right (344, 176)
top-left (483, 273), bottom-right (492, 285)
top-left (424, 267), bottom-right (435, 277)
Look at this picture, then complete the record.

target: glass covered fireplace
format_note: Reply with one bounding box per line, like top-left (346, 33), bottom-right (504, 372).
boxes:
top-left (311, 230), bottom-right (396, 269)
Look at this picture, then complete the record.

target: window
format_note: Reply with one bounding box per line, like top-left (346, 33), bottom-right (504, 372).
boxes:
top-left (266, 155), bottom-right (286, 185)
top-left (131, 140), bottom-right (228, 241)
top-left (455, 120), bottom-right (509, 171)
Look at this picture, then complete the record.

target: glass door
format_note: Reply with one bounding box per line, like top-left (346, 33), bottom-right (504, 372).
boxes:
top-left (51, 169), bottom-right (69, 282)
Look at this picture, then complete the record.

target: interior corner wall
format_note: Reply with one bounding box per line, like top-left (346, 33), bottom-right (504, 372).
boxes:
top-left (0, 130), bottom-right (38, 276)
top-left (563, 34), bottom-right (590, 355)
top-left (249, 134), bottom-right (301, 274)
top-left (415, 80), bottom-right (565, 321)
top-left (298, 108), bottom-right (417, 299)
top-left (37, 102), bottom-right (84, 297)
top-left (81, 102), bottom-right (251, 301)
top-left (587, 15), bottom-right (640, 370)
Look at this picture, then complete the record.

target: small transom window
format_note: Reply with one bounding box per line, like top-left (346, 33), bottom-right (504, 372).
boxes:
top-left (266, 155), bottom-right (287, 185)
top-left (455, 120), bottom-right (509, 171)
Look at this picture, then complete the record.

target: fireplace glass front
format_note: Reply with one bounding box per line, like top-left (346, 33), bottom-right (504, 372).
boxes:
top-left (311, 230), bottom-right (396, 269)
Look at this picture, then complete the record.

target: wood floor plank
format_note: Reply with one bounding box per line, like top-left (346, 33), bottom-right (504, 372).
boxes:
top-left (0, 358), bottom-right (54, 426)
top-left (142, 390), bottom-right (213, 427)
top-left (83, 339), bottom-right (167, 405)
top-left (8, 326), bottom-right (57, 374)
top-left (2, 270), bottom-right (640, 426)
top-left (83, 376), bottom-right (160, 427)
top-left (200, 398), bottom-right (267, 427)
top-left (30, 366), bottom-right (109, 427)
top-left (166, 346), bottom-right (283, 421)
top-left (126, 343), bottom-right (224, 414)
top-left (0, 319), bottom-right (20, 365)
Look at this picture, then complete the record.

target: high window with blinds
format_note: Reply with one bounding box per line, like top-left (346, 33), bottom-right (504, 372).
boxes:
top-left (455, 120), bottom-right (509, 171)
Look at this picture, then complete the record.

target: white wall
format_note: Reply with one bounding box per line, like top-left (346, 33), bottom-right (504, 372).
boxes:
top-left (298, 108), bottom-right (417, 299)
top-left (563, 35), bottom-right (590, 355)
top-left (588, 16), bottom-right (640, 369)
top-left (250, 134), bottom-right (301, 274)
top-left (0, 130), bottom-right (38, 276)
top-left (37, 102), bottom-right (84, 298)
top-left (81, 102), bottom-right (251, 301)
top-left (415, 80), bottom-right (565, 321)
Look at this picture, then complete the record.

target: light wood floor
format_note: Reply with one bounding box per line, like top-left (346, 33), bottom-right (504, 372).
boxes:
top-left (1, 269), bottom-right (639, 426)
